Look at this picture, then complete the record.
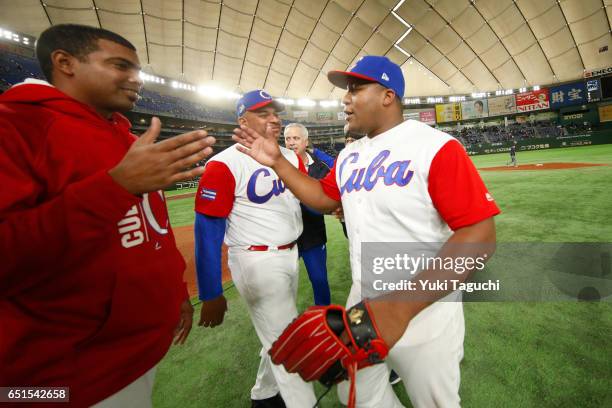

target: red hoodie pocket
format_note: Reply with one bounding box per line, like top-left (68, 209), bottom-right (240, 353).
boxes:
top-left (75, 253), bottom-right (184, 349)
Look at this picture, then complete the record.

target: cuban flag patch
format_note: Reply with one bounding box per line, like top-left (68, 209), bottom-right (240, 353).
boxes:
top-left (200, 188), bottom-right (217, 201)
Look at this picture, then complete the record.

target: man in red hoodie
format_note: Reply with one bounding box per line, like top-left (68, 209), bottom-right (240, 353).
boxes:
top-left (0, 24), bottom-right (215, 406)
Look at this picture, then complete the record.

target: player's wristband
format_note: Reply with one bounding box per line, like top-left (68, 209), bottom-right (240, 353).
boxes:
top-left (346, 300), bottom-right (389, 364)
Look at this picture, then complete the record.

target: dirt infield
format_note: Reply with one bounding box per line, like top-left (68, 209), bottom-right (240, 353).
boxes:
top-left (480, 162), bottom-right (606, 171)
top-left (173, 225), bottom-right (232, 298)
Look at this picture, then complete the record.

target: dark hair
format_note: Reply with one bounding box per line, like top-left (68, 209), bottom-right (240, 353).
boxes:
top-left (474, 100), bottom-right (484, 108)
top-left (36, 24), bottom-right (136, 82)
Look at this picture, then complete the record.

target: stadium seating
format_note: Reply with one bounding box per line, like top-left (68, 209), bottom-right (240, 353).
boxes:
top-left (136, 88), bottom-right (235, 123)
top-left (0, 51), bottom-right (44, 89)
top-left (0, 50), bottom-right (596, 156)
top-left (447, 121), bottom-right (578, 148)
top-left (0, 50), bottom-right (236, 123)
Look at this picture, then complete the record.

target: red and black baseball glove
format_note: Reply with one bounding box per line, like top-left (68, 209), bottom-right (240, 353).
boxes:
top-left (269, 300), bottom-right (389, 408)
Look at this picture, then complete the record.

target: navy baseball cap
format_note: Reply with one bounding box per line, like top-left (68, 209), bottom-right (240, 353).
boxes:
top-left (328, 55), bottom-right (405, 98)
top-left (236, 89), bottom-right (285, 117)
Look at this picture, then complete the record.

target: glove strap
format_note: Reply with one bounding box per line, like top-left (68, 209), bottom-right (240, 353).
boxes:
top-left (345, 300), bottom-right (389, 364)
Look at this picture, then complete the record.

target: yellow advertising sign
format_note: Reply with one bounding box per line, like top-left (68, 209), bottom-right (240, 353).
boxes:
top-left (435, 103), bottom-right (461, 123)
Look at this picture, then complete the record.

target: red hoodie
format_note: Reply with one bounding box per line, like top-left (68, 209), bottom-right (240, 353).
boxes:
top-left (0, 82), bottom-right (188, 406)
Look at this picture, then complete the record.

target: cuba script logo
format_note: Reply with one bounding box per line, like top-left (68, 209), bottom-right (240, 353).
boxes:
top-left (247, 168), bottom-right (286, 204)
top-left (117, 192), bottom-right (169, 248)
top-left (339, 150), bottom-right (414, 194)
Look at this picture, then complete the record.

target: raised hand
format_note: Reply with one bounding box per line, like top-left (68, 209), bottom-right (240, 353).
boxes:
top-left (109, 117), bottom-right (216, 195)
top-left (232, 124), bottom-right (282, 168)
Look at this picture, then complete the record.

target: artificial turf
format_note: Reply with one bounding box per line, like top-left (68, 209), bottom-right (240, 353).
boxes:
top-left (157, 144), bottom-right (612, 407)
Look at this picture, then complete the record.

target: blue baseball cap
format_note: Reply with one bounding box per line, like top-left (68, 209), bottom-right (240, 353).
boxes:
top-left (236, 89), bottom-right (285, 117)
top-left (328, 55), bottom-right (405, 98)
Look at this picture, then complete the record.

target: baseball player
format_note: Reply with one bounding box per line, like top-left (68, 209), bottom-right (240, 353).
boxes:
top-left (284, 123), bottom-right (331, 306)
top-left (193, 90), bottom-right (316, 407)
top-left (509, 143), bottom-right (518, 167)
top-left (0, 24), bottom-right (214, 407)
top-left (233, 56), bottom-right (500, 407)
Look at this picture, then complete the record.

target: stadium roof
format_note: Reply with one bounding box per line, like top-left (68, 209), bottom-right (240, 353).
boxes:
top-left (1, 0), bottom-right (610, 98)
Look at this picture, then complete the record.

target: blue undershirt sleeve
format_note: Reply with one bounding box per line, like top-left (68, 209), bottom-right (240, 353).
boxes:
top-left (194, 212), bottom-right (227, 301)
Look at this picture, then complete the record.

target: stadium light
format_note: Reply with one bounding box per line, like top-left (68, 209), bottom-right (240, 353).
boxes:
top-left (319, 100), bottom-right (338, 107)
top-left (197, 85), bottom-right (221, 98)
top-left (533, 85), bottom-right (540, 91)
top-left (519, 87), bottom-right (527, 93)
top-left (471, 92), bottom-right (486, 98)
top-left (297, 99), bottom-right (316, 107)
top-left (197, 85), bottom-right (240, 99)
top-left (139, 72), bottom-right (165, 84)
top-left (0, 28), bottom-right (36, 46)
top-left (405, 98), bottom-right (421, 104)
top-left (277, 98), bottom-right (295, 106)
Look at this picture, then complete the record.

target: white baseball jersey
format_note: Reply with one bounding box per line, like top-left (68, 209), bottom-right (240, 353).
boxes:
top-left (320, 119), bottom-right (500, 342)
top-left (195, 144), bottom-right (304, 247)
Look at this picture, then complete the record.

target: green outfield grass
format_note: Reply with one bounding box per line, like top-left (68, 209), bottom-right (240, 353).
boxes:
top-left (157, 144), bottom-right (612, 407)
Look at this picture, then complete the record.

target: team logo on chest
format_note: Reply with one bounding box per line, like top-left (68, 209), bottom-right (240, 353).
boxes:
top-left (339, 150), bottom-right (414, 194)
top-left (247, 168), bottom-right (287, 204)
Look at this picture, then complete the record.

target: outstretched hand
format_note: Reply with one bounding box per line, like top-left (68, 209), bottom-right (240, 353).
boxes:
top-left (232, 124), bottom-right (282, 168)
top-left (109, 117), bottom-right (216, 195)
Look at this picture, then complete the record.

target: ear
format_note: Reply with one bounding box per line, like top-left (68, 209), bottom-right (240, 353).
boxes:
top-left (381, 88), bottom-right (397, 107)
top-left (238, 116), bottom-right (247, 126)
top-left (50, 49), bottom-right (78, 78)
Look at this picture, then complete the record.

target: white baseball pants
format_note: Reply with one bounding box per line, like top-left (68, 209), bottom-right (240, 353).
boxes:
top-left (92, 366), bottom-right (157, 408)
top-left (228, 246), bottom-right (317, 408)
top-left (337, 285), bottom-right (465, 408)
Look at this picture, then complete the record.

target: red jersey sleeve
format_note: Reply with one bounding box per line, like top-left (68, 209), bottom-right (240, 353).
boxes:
top-left (428, 140), bottom-right (500, 231)
top-left (194, 161), bottom-right (235, 217)
top-left (297, 154), bottom-right (307, 174)
top-left (319, 158), bottom-right (341, 202)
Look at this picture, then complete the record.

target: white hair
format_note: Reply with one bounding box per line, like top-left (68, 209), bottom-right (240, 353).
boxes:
top-left (284, 122), bottom-right (309, 140)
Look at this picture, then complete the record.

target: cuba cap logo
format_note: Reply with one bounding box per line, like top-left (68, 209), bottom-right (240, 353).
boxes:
top-left (238, 104), bottom-right (246, 115)
top-left (259, 90), bottom-right (272, 100)
top-left (381, 72), bottom-right (390, 81)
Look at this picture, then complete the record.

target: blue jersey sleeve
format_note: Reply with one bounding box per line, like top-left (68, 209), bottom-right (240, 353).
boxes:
top-left (194, 212), bottom-right (227, 301)
top-left (312, 148), bottom-right (335, 168)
